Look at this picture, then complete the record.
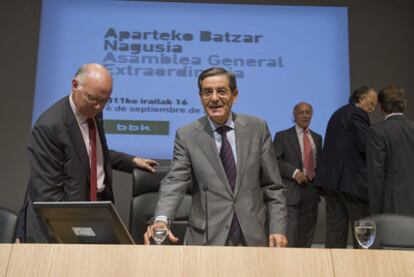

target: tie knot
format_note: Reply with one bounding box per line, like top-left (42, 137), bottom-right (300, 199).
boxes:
top-left (216, 125), bottom-right (232, 136)
top-left (303, 128), bottom-right (309, 134)
top-left (87, 118), bottom-right (95, 128)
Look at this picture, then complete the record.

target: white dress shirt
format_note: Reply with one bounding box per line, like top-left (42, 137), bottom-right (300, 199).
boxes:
top-left (69, 93), bottom-right (106, 192)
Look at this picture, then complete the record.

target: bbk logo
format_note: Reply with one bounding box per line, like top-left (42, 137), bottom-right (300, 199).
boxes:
top-left (117, 123), bottom-right (151, 132)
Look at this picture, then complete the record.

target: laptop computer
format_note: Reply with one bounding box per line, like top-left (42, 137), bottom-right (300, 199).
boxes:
top-left (33, 201), bottom-right (135, 244)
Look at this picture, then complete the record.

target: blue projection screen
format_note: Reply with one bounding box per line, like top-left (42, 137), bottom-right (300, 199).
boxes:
top-left (33, 0), bottom-right (349, 159)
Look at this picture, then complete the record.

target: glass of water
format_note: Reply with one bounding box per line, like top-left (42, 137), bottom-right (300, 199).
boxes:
top-left (354, 220), bottom-right (376, 249)
top-left (151, 219), bottom-right (170, 245)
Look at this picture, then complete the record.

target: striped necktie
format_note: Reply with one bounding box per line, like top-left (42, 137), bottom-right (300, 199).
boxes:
top-left (217, 126), bottom-right (243, 245)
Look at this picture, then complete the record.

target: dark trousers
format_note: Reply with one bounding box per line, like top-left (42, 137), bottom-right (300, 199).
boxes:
top-left (287, 186), bottom-right (319, 247)
top-left (324, 190), bottom-right (369, 248)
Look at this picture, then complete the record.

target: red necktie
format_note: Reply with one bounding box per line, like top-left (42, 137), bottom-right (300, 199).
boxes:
top-left (303, 128), bottom-right (315, 180)
top-left (87, 118), bottom-right (97, 201)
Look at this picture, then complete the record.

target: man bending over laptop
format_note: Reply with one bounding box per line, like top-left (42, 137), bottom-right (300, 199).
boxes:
top-left (16, 63), bottom-right (157, 243)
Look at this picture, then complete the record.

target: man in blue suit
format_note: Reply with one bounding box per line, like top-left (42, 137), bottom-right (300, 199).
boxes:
top-left (317, 87), bottom-right (377, 248)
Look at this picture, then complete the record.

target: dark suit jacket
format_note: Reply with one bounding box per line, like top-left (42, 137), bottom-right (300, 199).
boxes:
top-left (367, 115), bottom-right (414, 215)
top-left (155, 113), bottom-right (287, 246)
top-left (273, 126), bottom-right (322, 205)
top-left (316, 104), bottom-right (371, 201)
top-left (18, 96), bottom-right (135, 242)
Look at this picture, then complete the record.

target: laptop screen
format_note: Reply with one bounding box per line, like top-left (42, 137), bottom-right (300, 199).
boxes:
top-left (33, 201), bottom-right (135, 244)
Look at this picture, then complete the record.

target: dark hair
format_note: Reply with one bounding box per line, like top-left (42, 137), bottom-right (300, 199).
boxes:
top-left (349, 86), bottom-right (375, 104)
top-left (378, 86), bottom-right (406, 113)
top-left (197, 67), bottom-right (237, 92)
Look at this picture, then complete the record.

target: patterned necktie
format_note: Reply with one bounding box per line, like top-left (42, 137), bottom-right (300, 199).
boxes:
top-left (87, 118), bottom-right (97, 201)
top-left (303, 128), bottom-right (315, 180)
top-left (217, 126), bottom-right (237, 190)
top-left (216, 126), bottom-right (242, 245)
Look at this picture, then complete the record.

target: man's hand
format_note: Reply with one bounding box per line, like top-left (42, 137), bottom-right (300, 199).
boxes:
top-left (132, 157), bottom-right (159, 173)
top-left (143, 221), bottom-right (179, 245)
top-left (268, 234), bottom-right (288, 247)
top-left (293, 170), bottom-right (308, 185)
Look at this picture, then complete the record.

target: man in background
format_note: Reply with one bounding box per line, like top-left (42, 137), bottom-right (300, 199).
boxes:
top-left (316, 87), bottom-right (377, 248)
top-left (17, 63), bottom-right (157, 243)
top-left (144, 67), bottom-right (287, 247)
top-left (367, 86), bottom-right (414, 215)
top-left (273, 102), bottom-right (322, 247)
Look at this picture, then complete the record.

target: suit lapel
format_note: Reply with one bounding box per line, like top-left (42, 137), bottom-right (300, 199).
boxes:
top-left (63, 97), bottom-right (90, 172)
top-left (310, 130), bottom-right (321, 154)
top-left (233, 113), bottom-right (251, 198)
top-left (96, 115), bottom-right (109, 171)
top-left (195, 116), bottom-right (233, 196)
top-left (288, 127), bottom-right (303, 169)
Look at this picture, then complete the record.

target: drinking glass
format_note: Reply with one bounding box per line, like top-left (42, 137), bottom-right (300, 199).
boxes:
top-left (354, 220), bottom-right (376, 249)
top-left (151, 219), bottom-right (170, 245)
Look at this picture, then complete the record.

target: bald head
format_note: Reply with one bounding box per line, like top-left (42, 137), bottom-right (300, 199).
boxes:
top-left (74, 63), bottom-right (112, 86)
top-left (72, 63), bottom-right (113, 118)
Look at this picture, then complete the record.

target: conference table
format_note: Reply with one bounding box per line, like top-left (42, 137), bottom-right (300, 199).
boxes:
top-left (1, 244), bottom-right (413, 276)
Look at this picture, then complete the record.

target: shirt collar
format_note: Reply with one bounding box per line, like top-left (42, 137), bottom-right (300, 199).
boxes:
top-left (385, 112), bottom-right (404, 120)
top-left (295, 124), bottom-right (309, 133)
top-left (208, 113), bottom-right (235, 132)
top-left (69, 92), bottom-right (88, 125)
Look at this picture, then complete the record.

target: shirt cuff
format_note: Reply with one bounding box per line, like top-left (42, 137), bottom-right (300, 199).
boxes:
top-left (292, 169), bottom-right (300, 179)
top-left (154, 215), bottom-right (169, 224)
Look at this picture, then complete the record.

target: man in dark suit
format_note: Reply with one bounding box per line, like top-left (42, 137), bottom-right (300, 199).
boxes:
top-left (367, 86), bottom-right (414, 215)
top-left (17, 63), bottom-right (157, 242)
top-left (144, 67), bottom-right (287, 247)
top-left (317, 86), bottom-right (377, 248)
top-left (273, 102), bottom-right (322, 247)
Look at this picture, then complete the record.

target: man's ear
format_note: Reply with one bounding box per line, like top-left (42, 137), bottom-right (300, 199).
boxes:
top-left (72, 79), bottom-right (79, 91)
top-left (232, 88), bottom-right (239, 103)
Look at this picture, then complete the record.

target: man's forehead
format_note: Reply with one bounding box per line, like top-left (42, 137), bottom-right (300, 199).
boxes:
top-left (296, 104), bottom-right (312, 111)
top-left (201, 75), bottom-right (230, 88)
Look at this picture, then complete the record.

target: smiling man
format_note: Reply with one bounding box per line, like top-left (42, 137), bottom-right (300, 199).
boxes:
top-left (144, 67), bottom-right (287, 247)
top-left (273, 102), bottom-right (322, 247)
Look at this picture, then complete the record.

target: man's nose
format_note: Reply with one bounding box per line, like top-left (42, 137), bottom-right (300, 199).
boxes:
top-left (210, 91), bottom-right (220, 101)
top-left (94, 103), bottom-right (104, 110)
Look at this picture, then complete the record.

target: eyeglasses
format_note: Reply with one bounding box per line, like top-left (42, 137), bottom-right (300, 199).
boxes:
top-left (82, 91), bottom-right (110, 105)
top-left (200, 88), bottom-right (232, 98)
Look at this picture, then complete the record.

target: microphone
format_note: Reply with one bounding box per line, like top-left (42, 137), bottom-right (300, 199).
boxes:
top-left (202, 185), bottom-right (209, 246)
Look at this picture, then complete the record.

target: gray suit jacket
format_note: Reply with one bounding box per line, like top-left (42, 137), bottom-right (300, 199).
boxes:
top-left (367, 115), bottom-right (414, 215)
top-left (273, 127), bottom-right (322, 205)
top-left (155, 113), bottom-right (287, 246)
